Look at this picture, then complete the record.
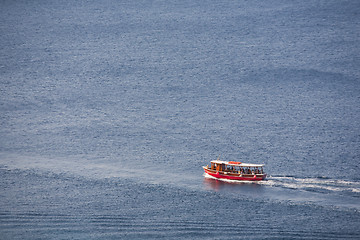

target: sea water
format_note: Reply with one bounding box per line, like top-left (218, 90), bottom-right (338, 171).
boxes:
top-left (1, 0), bottom-right (360, 239)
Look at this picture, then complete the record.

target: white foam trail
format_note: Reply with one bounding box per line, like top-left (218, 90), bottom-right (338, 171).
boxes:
top-left (267, 176), bottom-right (360, 193)
top-left (204, 174), bottom-right (360, 193)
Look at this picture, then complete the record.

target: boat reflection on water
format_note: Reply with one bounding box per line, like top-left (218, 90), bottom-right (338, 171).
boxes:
top-left (203, 174), bottom-right (264, 194)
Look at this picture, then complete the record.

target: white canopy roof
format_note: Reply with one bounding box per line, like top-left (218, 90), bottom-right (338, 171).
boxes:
top-left (211, 160), bottom-right (264, 167)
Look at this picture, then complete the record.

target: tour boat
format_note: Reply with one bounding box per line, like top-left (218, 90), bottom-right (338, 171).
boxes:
top-left (203, 159), bottom-right (266, 181)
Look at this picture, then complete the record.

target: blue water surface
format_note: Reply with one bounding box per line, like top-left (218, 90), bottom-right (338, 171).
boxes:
top-left (1, 0), bottom-right (360, 239)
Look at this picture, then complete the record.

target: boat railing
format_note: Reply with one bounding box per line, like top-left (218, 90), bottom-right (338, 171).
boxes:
top-left (205, 166), bottom-right (265, 176)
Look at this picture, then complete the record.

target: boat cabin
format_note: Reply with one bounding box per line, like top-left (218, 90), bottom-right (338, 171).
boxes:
top-left (209, 160), bottom-right (264, 175)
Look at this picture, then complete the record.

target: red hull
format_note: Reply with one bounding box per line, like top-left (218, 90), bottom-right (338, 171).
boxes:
top-left (204, 168), bottom-right (266, 181)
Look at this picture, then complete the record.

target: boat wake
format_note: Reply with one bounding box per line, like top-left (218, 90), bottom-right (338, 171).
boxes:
top-left (263, 176), bottom-right (360, 194)
top-left (204, 173), bottom-right (360, 194)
